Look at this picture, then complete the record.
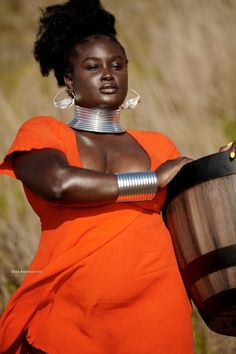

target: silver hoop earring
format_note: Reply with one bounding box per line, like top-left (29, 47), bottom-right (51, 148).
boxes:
top-left (121, 89), bottom-right (141, 110)
top-left (53, 88), bottom-right (75, 109)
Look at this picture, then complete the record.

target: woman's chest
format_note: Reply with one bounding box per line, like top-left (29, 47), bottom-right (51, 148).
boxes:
top-left (74, 131), bottom-right (152, 173)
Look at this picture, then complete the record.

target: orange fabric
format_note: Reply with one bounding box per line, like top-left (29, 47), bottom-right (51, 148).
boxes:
top-left (0, 116), bottom-right (193, 354)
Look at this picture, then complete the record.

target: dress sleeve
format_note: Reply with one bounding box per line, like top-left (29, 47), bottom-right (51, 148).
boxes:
top-left (0, 116), bottom-right (65, 179)
top-left (153, 132), bottom-right (180, 162)
top-left (166, 139), bottom-right (180, 160)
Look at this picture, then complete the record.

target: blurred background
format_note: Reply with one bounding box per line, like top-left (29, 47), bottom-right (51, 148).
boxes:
top-left (0, 0), bottom-right (236, 352)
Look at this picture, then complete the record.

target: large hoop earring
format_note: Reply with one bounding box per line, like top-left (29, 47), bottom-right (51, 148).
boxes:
top-left (53, 88), bottom-right (75, 109)
top-left (121, 89), bottom-right (141, 110)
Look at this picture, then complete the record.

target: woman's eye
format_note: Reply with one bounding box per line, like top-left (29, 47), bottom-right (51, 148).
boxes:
top-left (112, 63), bottom-right (122, 70)
top-left (85, 64), bottom-right (99, 70)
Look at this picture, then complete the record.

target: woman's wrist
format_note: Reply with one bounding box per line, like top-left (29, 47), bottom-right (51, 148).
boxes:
top-left (114, 171), bottom-right (158, 202)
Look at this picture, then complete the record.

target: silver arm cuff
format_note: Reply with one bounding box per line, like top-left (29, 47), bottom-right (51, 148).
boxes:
top-left (115, 171), bottom-right (158, 202)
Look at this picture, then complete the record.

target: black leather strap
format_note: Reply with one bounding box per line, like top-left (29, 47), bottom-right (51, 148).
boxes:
top-left (181, 244), bottom-right (236, 287)
top-left (165, 151), bottom-right (236, 203)
top-left (198, 288), bottom-right (236, 336)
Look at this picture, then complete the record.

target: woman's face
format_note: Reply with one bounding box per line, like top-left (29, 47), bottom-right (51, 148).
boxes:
top-left (65, 36), bottom-right (128, 110)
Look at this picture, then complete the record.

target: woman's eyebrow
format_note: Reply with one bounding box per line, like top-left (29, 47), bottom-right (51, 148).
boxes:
top-left (112, 55), bottom-right (125, 61)
top-left (82, 55), bottom-right (125, 64)
top-left (82, 57), bottom-right (100, 64)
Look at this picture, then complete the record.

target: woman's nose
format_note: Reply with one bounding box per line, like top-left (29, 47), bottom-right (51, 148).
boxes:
top-left (100, 67), bottom-right (113, 81)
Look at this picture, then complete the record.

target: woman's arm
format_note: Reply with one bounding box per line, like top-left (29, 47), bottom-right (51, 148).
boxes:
top-left (12, 149), bottom-right (118, 206)
top-left (12, 148), bottom-right (192, 206)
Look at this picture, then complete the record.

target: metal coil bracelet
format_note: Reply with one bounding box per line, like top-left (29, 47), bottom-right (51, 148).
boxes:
top-left (115, 171), bottom-right (158, 202)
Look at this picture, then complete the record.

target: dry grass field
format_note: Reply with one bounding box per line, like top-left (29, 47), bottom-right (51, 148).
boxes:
top-left (0, 0), bottom-right (236, 352)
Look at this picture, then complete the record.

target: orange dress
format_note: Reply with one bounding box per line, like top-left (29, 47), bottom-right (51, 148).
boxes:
top-left (0, 116), bottom-right (193, 354)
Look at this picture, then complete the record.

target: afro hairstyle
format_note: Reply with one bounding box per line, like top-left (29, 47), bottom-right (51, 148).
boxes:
top-left (33, 0), bottom-right (124, 86)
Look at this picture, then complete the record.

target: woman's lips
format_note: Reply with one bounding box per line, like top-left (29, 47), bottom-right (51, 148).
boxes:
top-left (100, 84), bottom-right (118, 94)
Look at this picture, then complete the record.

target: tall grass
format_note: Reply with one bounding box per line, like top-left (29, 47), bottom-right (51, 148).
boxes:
top-left (0, 1), bottom-right (236, 352)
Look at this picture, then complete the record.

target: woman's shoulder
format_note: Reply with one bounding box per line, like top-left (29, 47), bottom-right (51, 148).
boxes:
top-left (128, 129), bottom-right (180, 160)
top-left (17, 115), bottom-right (71, 142)
top-left (128, 129), bottom-right (176, 146)
top-left (19, 115), bottom-right (67, 130)
top-left (0, 116), bottom-right (71, 179)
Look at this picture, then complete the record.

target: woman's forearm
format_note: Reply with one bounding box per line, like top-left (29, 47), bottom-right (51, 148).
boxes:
top-left (13, 149), bottom-right (119, 206)
top-left (52, 166), bottom-right (119, 206)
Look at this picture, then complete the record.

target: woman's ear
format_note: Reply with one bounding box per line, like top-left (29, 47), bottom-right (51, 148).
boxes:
top-left (63, 73), bottom-right (73, 91)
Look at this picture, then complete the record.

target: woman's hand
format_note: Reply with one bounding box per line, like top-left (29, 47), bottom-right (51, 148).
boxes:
top-left (219, 141), bottom-right (236, 159)
top-left (155, 157), bottom-right (193, 189)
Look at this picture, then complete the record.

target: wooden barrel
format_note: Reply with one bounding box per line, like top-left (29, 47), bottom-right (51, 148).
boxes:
top-left (163, 151), bottom-right (236, 336)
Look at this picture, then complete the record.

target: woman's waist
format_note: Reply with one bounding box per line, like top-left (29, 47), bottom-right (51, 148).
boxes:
top-left (40, 201), bottom-right (160, 227)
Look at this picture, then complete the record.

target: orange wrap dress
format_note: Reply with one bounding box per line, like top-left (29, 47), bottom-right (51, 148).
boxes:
top-left (0, 116), bottom-right (193, 354)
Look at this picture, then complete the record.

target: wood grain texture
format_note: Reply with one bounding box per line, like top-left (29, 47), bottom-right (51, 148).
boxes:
top-left (164, 154), bottom-right (236, 336)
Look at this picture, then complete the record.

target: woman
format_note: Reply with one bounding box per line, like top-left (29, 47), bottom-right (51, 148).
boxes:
top-left (0, 0), bottom-right (194, 353)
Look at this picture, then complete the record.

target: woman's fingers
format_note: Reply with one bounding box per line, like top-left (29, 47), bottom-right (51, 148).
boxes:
top-left (219, 141), bottom-right (236, 160)
top-left (229, 142), bottom-right (236, 159)
top-left (155, 156), bottom-right (193, 189)
top-left (219, 141), bottom-right (233, 152)
top-left (177, 156), bottom-right (193, 166)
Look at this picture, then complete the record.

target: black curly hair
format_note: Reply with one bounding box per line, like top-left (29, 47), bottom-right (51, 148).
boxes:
top-left (33, 0), bottom-right (126, 86)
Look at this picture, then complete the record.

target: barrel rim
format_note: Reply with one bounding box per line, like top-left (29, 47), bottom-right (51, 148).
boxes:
top-left (181, 244), bottom-right (236, 287)
top-left (199, 288), bottom-right (236, 337)
top-left (164, 150), bottom-right (236, 207)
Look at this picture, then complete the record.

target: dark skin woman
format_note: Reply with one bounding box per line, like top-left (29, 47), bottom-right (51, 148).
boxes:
top-left (13, 36), bottom-right (192, 205)
top-left (1, 1), bottom-right (235, 353)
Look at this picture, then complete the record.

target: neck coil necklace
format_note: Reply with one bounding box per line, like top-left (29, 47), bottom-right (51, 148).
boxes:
top-left (68, 105), bottom-right (125, 133)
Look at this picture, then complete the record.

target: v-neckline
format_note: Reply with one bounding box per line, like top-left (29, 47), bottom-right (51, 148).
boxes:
top-left (69, 128), bottom-right (156, 172)
top-left (126, 129), bottom-right (154, 171)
